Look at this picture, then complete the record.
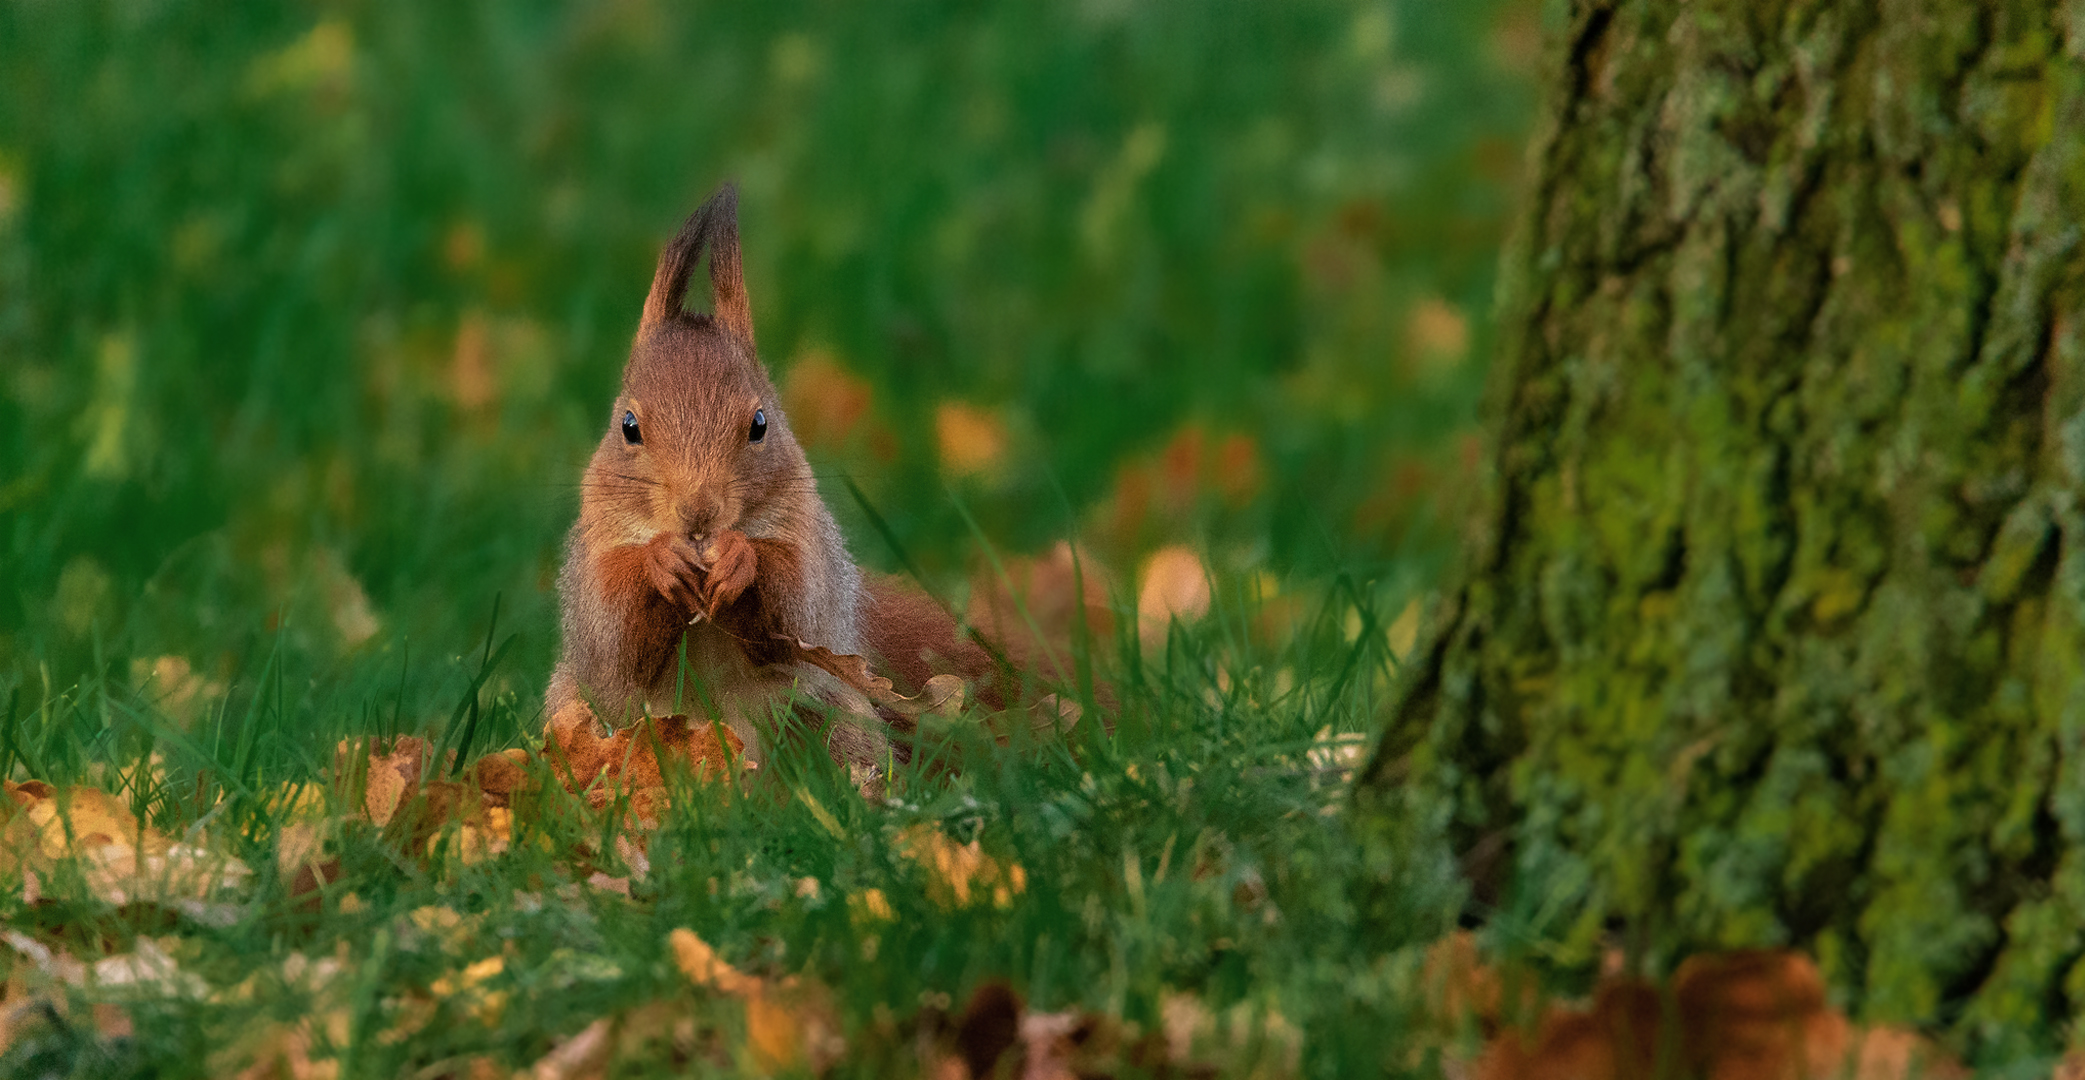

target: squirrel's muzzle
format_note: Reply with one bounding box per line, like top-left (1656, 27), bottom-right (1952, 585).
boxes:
top-left (676, 492), bottom-right (725, 539)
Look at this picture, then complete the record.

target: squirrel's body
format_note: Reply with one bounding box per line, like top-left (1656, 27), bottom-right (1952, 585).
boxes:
top-left (546, 186), bottom-right (990, 771)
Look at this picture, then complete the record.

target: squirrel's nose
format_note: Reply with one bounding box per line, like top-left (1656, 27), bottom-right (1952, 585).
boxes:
top-left (677, 494), bottom-right (723, 538)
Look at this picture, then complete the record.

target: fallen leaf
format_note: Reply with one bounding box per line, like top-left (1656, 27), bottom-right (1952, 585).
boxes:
top-left (782, 349), bottom-right (875, 450)
top-left (78, 839), bottom-right (252, 908)
top-left (93, 937), bottom-right (206, 998)
top-left (529, 1017), bottom-right (612, 1080)
top-left (4, 928), bottom-right (86, 985)
top-left (1474, 950), bottom-right (1966, 1080)
top-left (669, 928), bottom-right (760, 996)
top-left (0, 784), bottom-right (250, 912)
top-left (1406, 295), bottom-right (1470, 372)
top-left (222, 1019), bottom-right (339, 1080)
top-left (1305, 726), bottom-right (1368, 781)
top-left (277, 821), bottom-right (326, 879)
top-left (26, 786), bottom-right (148, 858)
top-left (936, 401), bottom-right (1007, 478)
top-left (896, 824), bottom-right (1028, 910)
top-left (746, 976), bottom-right (845, 1075)
top-left (474, 748), bottom-right (534, 805)
top-left (129, 654), bottom-right (226, 726)
top-left (1137, 545), bottom-right (1211, 648)
top-left (668, 928), bottom-right (843, 1074)
top-left (850, 888), bottom-right (895, 924)
top-left (91, 1001), bottom-right (133, 1040)
top-left (455, 806), bottom-right (512, 865)
top-left (360, 740), bottom-right (424, 827)
top-left (545, 706), bottom-right (744, 811)
top-left (430, 955), bottom-right (509, 1027)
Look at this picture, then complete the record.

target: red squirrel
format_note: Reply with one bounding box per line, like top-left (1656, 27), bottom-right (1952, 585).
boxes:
top-left (546, 185), bottom-right (994, 773)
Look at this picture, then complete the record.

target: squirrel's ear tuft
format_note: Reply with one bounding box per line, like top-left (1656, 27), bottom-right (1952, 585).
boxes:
top-left (641, 183), bottom-right (756, 351)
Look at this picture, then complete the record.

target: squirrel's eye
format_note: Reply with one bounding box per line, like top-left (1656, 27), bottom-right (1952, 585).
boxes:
top-left (621, 410), bottom-right (642, 445)
top-left (748, 408), bottom-right (768, 444)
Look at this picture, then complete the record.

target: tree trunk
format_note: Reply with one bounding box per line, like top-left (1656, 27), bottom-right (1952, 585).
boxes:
top-left (1363, 0), bottom-right (2085, 1055)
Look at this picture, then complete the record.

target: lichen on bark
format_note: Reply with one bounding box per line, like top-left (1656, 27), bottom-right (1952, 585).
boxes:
top-left (1363, 0), bottom-right (2085, 1057)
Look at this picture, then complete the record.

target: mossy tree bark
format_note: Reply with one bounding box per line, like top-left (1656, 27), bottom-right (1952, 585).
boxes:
top-left (1363, 0), bottom-right (2085, 1054)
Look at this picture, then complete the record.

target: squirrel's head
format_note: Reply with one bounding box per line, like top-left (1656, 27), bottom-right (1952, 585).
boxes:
top-left (584, 184), bottom-right (809, 546)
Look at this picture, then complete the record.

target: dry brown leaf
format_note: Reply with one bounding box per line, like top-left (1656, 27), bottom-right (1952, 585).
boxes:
top-left (429, 955), bottom-right (509, 1028)
top-left (529, 1017), bottom-right (612, 1080)
top-left (225, 1021), bottom-right (339, 1080)
top-left (93, 937), bottom-right (206, 997)
top-left (26, 786), bottom-right (149, 857)
top-left (669, 928), bottom-right (761, 996)
top-left (4, 927), bottom-right (86, 985)
top-left (277, 821), bottom-right (325, 879)
top-left (896, 824), bottom-right (1028, 910)
top-left (1406, 295), bottom-right (1470, 369)
top-left (936, 401), bottom-right (1008, 478)
top-left (474, 747), bottom-right (533, 805)
top-left (1137, 545), bottom-right (1211, 648)
top-left (1473, 949), bottom-right (1966, 1080)
top-left (782, 348), bottom-right (876, 451)
top-left (360, 741), bottom-right (425, 827)
top-left (747, 976), bottom-right (846, 1075)
top-left (90, 1001), bottom-right (134, 1040)
top-left (545, 706), bottom-right (744, 809)
top-left (777, 638), bottom-right (896, 698)
top-left (78, 840), bottom-right (251, 910)
top-left (668, 927), bottom-right (843, 1074)
top-left (129, 654), bottom-right (226, 726)
top-left (1161, 993), bottom-right (1215, 1063)
top-left (921, 983), bottom-right (1136, 1080)
top-left (0, 784), bottom-right (250, 912)
top-left (454, 807), bottom-right (512, 865)
top-left (849, 888), bottom-right (895, 925)
top-left (778, 637), bottom-right (984, 724)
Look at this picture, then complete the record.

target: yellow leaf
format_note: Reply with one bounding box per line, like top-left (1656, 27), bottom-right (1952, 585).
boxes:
top-left (431, 956), bottom-right (508, 1027)
top-left (525, 1016), bottom-right (611, 1080)
top-left (79, 841), bottom-right (251, 909)
top-left (30, 787), bottom-right (148, 858)
top-left (897, 825), bottom-right (1027, 910)
top-left (1137, 546), bottom-right (1211, 648)
top-left (277, 821), bottom-right (326, 878)
top-left (364, 763), bottom-right (408, 827)
top-left (935, 401), bottom-right (1007, 478)
top-left (850, 888), bottom-right (895, 924)
top-left (1386, 598), bottom-right (1423, 660)
top-left (669, 928), bottom-right (760, 996)
top-left (1406, 296), bottom-right (1470, 370)
top-left (746, 977), bottom-right (845, 1076)
top-left (456, 807), bottom-right (512, 866)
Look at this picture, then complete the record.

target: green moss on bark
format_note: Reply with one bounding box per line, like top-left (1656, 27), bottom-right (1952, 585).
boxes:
top-left (1365, 0), bottom-right (2085, 1058)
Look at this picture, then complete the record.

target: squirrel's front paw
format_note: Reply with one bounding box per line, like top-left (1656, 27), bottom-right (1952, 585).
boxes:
top-left (697, 529), bottom-right (757, 617)
top-left (642, 533), bottom-right (707, 614)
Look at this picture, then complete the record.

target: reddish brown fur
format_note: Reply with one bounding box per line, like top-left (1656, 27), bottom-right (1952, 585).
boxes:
top-left (706, 533), bottom-right (809, 668)
top-left (591, 538), bottom-right (702, 692)
top-left (863, 576), bottom-right (1002, 704)
top-left (552, 184), bottom-right (1036, 773)
top-left (551, 184), bottom-right (869, 747)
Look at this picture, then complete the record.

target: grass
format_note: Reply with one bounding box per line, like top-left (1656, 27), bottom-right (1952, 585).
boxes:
top-left (4, 579), bottom-right (1463, 1077)
top-left (0, 0), bottom-right (1536, 1074)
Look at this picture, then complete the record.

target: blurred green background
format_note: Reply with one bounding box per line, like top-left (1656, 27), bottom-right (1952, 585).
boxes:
top-left (0, 0), bottom-right (1536, 733)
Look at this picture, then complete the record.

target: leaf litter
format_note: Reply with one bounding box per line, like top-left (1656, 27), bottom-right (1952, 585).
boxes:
top-left (0, 635), bottom-right (1988, 1077)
